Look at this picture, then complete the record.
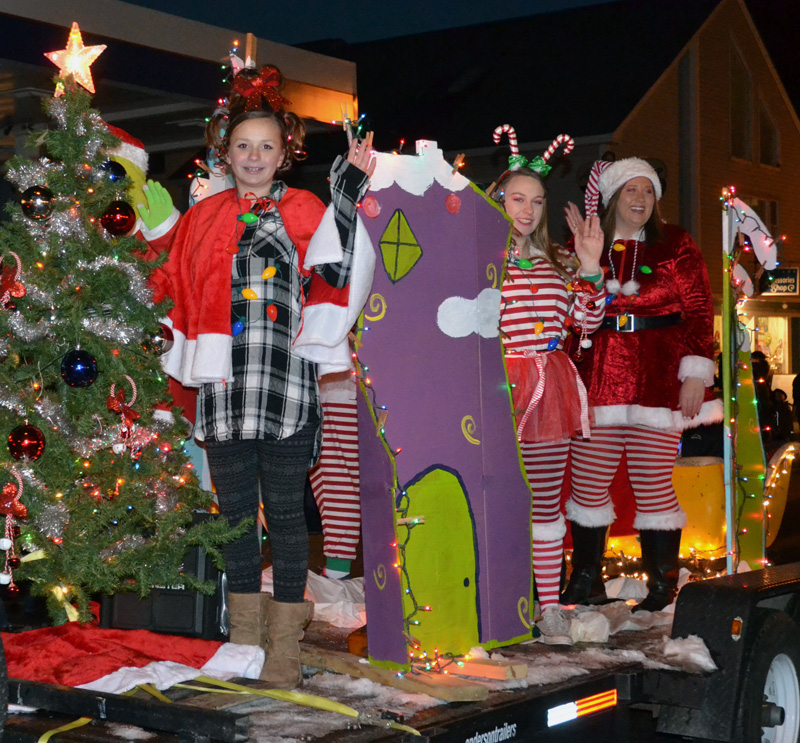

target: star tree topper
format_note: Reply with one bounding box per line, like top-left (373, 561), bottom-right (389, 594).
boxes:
top-left (44, 22), bottom-right (106, 96)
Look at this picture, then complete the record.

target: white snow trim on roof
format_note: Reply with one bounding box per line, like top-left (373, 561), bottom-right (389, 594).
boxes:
top-left (368, 140), bottom-right (471, 195)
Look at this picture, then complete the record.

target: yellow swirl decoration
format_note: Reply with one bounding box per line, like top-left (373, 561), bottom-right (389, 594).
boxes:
top-left (364, 293), bottom-right (386, 322)
top-left (517, 596), bottom-right (532, 629)
top-left (486, 263), bottom-right (498, 288)
top-left (461, 415), bottom-right (480, 445)
top-left (373, 563), bottom-right (387, 591)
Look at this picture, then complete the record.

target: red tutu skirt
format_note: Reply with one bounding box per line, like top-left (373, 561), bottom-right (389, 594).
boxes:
top-left (506, 349), bottom-right (590, 443)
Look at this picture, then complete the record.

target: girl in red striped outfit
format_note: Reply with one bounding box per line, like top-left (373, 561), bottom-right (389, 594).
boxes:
top-left (491, 157), bottom-right (604, 627)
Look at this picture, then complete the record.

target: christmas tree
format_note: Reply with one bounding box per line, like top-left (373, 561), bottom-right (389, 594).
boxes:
top-left (0, 70), bottom-right (240, 624)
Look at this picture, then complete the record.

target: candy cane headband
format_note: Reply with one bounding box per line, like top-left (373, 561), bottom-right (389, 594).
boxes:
top-left (493, 125), bottom-right (575, 178)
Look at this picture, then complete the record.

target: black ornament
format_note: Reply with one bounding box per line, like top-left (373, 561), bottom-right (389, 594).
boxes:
top-left (100, 160), bottom-right (128, 183)
top-left (61, 349), bottom-right (98, 388)
top-left (20, 186), bottom-right (54, 221)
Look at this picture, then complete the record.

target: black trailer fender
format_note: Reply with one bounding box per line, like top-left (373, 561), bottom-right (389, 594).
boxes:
top-left (650, 562), bottom-right (800, 742)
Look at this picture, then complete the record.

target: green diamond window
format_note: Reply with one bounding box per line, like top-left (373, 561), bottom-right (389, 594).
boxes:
top-left (379, 209), bottom-right (422, 283)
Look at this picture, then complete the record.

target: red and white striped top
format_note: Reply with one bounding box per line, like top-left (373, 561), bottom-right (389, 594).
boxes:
top-left (500, 257), bottom-right (605, 352)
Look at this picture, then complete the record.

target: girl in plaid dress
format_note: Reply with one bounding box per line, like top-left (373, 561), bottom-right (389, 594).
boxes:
top-left (152, 66), bottom-right (374, 688)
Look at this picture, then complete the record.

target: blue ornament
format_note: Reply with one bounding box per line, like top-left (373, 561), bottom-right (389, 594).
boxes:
top-left (61, 349), bottom-right (98, 387)
top-left (232, 319), bottom-right (246, 336)
top-left (605, 294), bottom-right (615, 305)
top-left (100, 160), bottom-right (128, 183)
top-left (547, 338), bottom-right (559, 351)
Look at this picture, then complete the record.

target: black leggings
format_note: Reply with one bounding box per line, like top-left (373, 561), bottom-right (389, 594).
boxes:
top-left (205, 428), bottom-right (317, 602)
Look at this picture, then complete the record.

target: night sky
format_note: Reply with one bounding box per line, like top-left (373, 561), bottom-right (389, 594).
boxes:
top-left (119, 0), bottom-right (617, 45)
top-left (118, 0), bottom-right (798, 109)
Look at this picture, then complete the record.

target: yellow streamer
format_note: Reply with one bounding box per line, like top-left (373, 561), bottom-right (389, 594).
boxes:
top-left (20, 550), bottom-right (46, 562)
top-left (486, 263), bottom-right (498, 288)
top-left (50, 586), bottom-right (79, 622)
top-left (37, 716), bottom-right (92, 742)
top-left (137, 683), bottom-right (173, 703)
top-left (190, 676), bottom-right (420, 736)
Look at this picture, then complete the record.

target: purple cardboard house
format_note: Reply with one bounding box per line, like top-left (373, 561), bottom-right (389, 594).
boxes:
top-left (356, 141), bottom-right (533, 669)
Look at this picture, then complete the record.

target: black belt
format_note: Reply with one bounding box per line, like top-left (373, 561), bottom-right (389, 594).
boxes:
top-left (601, 312), bottom-right (682, 332)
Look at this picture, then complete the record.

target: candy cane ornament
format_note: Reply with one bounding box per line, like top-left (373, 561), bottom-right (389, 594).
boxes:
top-left (541, 134), bottom-right (575, 163)
top-left (493, 124), bottom-right (519, 156)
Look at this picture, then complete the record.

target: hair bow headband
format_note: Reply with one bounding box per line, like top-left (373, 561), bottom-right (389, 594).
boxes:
top-left (232, 66), bottom-right (291, 112)
top-left (493, 125), bottom-right (575, 177)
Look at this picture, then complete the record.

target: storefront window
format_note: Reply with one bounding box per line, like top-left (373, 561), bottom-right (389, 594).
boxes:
top-left (751, 314), bottom-right (788, 375)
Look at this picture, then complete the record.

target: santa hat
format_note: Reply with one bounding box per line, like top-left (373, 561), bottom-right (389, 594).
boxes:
top-left (584, 157), bottom-right (662, 216)
top-left (105, 124), bottom-right (148, 174)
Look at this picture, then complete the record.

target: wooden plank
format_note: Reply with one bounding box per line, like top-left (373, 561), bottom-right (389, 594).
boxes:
top-left (446, 658), bottom-right (528, 681)
top-left (299, 644), bottom-right (488, 702)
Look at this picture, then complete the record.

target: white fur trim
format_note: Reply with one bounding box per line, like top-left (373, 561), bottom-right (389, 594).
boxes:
top-left (593, 398), bottom-right (723, 432)
top-left (532, 515), bottom-right (566, 542)
top-left (139, 208), bottom-right (180, 241)
top-left (634, 510), bottom-right (687, 531)
top-left (303, 205), bottom-right (343, 268)
top-left (606, 279), bottom-right (621, 295)
top-left (111, 143), bottom-right (148, 174)
top-left (620, 279), bottom-right (639, 296)
top-left (678, 355), bottom-right (716, 386)
top-left (161, 331), bottom-right (233, 387)
top-left (597, 157), bottom-right (662, 205)
top-left (295, 216), bottom-right (376, 374)
top-left (318, 371), bottom-right (357, 403)
top-left (565, 500), bottom-right (615, 527)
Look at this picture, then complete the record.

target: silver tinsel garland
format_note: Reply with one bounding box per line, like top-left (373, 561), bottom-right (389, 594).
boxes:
top-left (76, 257), bottom-right (154, 307)
top-left (7, 313), bottom-right (55, 342)
top-left (34, 503), bottom-right (69, 541)
top-left (99, 534), bottom-right (147, 561)
top-left (4, 157), bottom-right (64, 190)
top-left (81, 316), bottom-right (142, 344)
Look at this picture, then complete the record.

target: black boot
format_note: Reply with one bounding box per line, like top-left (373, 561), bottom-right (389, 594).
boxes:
top-left (633, 529), bottom-right (682, 613)
top-left (560, 523), bottom-right (608, 605)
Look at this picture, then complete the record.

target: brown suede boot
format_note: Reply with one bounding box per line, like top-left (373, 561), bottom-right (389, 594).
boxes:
top-left (260, 598), bottom-right (314, 689)
top-left (228, 592), bottom-right (270, 647)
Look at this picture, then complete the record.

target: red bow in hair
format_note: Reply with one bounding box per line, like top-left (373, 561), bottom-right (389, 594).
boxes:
top-left (232, 67), bottom-right (292, 112)
top-left (107, 389), bottom-right (140, 430)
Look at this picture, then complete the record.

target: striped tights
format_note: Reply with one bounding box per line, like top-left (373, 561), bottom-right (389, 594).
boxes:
top-left (309, 400), bottom-right (362, 561)
top-left (521, 440), bottom-right (570, 609)
top-left (568, 425), bottom-right (686, 530)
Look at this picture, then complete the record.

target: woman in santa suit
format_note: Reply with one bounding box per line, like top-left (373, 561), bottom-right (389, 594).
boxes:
top-left (561, 157), bottom-right (722, 612)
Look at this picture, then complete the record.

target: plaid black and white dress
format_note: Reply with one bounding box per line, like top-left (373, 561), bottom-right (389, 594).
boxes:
top-left (196, 156), bottom-right (369, 463)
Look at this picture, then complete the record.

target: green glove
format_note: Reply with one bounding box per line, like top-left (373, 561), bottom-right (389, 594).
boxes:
top-left (136, 179), bottom-right (174, 231)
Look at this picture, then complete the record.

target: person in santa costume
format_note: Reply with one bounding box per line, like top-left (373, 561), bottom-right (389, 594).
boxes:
top-left (561, 157), bottom-right (722, 612)
top-left (491, 127), bottom-right (605, 639)
top-left (149, 65), bottom-right (375, 689)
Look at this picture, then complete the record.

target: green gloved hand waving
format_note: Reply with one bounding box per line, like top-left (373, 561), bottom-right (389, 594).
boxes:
top-left (136, 179), bottom-right (174, 231)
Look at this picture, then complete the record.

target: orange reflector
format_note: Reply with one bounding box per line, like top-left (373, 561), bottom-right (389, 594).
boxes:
top-left (548, 689), bottom-right (617, 727)
top-left (731, 616), bottom-right (743, 640)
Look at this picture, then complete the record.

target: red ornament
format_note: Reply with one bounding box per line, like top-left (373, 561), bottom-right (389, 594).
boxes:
top-left (445, 194), bottom-right (461, 214)
top-left (0, 484), bottom-right (26, 519)
top-left (0, 252), bottom-right (25, 310)
top-left (226, 243), bottom-right (240, 255)
top-left (100, 200), bottom-right (137, 237)
top-left (266, 304), bottom-right (278, 322)
top-left (8, 425), bottom-right (46, 461)
top-left (362, 195), bottom-right (381, 219)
